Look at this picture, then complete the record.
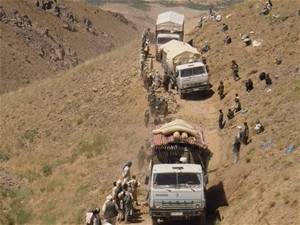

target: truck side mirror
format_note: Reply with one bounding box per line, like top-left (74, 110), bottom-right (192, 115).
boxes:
top-left (144, 175), bottom-right (149, 185)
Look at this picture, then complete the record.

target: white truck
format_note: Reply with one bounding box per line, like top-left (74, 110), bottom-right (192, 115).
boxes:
top-left (160, 40), bottom-right (210, 99)
top-left (155, 11), bottom-right (184, 61)
top-left (145, 119), bottom-right (213, 225)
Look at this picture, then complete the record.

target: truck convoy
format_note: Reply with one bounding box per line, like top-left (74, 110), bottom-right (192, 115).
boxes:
top-left (145, 119), bottom-right (213, 225)
top-left (159, 40), bottom-right (210, 99)
top-left (155, 11), bottom-right (185, 61)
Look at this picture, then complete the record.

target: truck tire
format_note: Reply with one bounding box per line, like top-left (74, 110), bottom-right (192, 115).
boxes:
top-left (197, 215), bottom-right (206, 225)
top-left (178, 89), bottom-right (184, 99)
top-left (151, 217), bottom-right (158, 225)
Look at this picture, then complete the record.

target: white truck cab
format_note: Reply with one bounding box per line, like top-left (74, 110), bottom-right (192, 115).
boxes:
top-left (175, 62), bottom-right (210, 99)
top-left (148, 163), bottom-right (206, 225)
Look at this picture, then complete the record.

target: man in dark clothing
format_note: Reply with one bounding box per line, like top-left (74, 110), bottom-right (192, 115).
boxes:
top-left (153, 112), bottom-right (161, 126)
top-left (147, 74), bottom-right (153, 91)
top-left (86, 208), bottom-right (101, 225)
top-left (217, 81), bottom-right (225, 100)
top-left (218, 109), bottom-right (224, 129)
top-left (221, 23), bottom-right (228, 32)
top-left (245, 79), bottom-right (254, 92)
top-left (231, 60), bottom-right (240, 81)
top-left (242, 122), bottom-right (250, 144)
top-left (144, 109), bottom-right (150, 127)
top-left (124, 187), bottom-right (134, 224)
top-left (227, 108), bottom-right (234, 119)
top-left (234, 98), bottom-right (242, 113)
top-left (102, 195), bottom-right (119, 225)
top-left (265, 74), bottom-right (272, 86)
top-left (162, 72), bottom-right (170, 92)
top-left (92, 208), bottom-right (101, 225)
top-left (224, 34), bottom-right (232, 44)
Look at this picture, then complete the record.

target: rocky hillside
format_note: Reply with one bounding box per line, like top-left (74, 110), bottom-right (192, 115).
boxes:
top-left (0, 0), bottom-right (299, 224)
top-left (0, 0), bottom-right (138, 94)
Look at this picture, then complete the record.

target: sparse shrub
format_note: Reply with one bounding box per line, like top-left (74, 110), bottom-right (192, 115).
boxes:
top-left (17, 138), bottom-right (25, 149)
top-left (23, 129), bottom-right (38, 143)
top-left (260, 185), bottom-right (266, 193)
top-left (267, 109), bottom-right (275, 117)
top-left (269, 201), bottom-right (276, 208)
top-left (283, 194), bottom-right (290, 204)
top-left (4, 188), bottom-right (34, 224)
top-left (282, 174), bottom-right (290, 181)
top-left (74, 209), bottom-right (84, 224)
top-left (42, 164), bottom-right (52, 177)
top-left (85, 96), bottom-right (93, 103)
top-left (294, 81), bottom-right (300, 91)
top-left (25, 170), bottom-right (40, 182)
top-left (42, 213), bottom-right (57, 225)
top-left (263, 100), bottom-right (271, 107)
top-left (247, 146), bottom-right (256, 155)
top-left (77, 117), bottom-right (83, 125)
top-left (245, 157), bottom-right (251, 163)
top-left (248, 3), bottom-right (254, 9)
top-left (282, 160), bottom-right (293, 169)
top-left (0, 146), bottom-right (11, 161)
top-left (70, 135), bottom-right (108, 163)
top-left (275, 191), bottom-right (280, 197)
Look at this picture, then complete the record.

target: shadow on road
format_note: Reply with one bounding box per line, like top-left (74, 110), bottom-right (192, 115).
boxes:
top-left (183, 89), bottom-right (215, 101)
top-left (206, 181), bottom-right (228, 224)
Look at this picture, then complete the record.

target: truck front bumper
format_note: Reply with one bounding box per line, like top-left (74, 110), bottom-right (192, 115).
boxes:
top-left (181, 85), bottom-right (210, 93)
top-left (150, 209), bottom-right (205, 220)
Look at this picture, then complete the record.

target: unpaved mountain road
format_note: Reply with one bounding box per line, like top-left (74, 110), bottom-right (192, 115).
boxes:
top-left (130, 59), bottom-right (226, 225)
top-left (97, 5), bottom-right (225, 224)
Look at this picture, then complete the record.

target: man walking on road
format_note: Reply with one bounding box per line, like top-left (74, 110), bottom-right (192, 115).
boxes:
top-left (218, 109), bottom-right (224, 129)
top-left (144, 109), bottom-right (150, 127)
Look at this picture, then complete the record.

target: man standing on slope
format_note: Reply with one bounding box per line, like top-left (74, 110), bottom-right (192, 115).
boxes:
top-left (102, 195), bottom-right (119, 225)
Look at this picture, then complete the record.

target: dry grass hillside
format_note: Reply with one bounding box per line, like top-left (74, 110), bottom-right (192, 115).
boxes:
top-left (0, 0), bottom-right (138, 94)
top-left (0, 0), bottom-right (299, 225)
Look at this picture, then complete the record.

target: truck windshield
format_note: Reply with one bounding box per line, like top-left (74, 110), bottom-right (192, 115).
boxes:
top-left (181, 67), bottom-right (206, 77)
top-left (153, 173), bottom-right (201, 188)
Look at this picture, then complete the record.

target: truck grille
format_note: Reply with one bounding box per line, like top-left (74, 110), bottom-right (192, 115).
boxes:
top-left (161, 202), bottom-right (194, 209)
top-left (186, 83), bottom-right (201, 88)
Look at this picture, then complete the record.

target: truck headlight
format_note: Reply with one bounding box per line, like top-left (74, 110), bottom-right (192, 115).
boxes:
top-left (194, 204), bottom-right (200, 209)
top-left (154, 202), bottom-right (162, 209)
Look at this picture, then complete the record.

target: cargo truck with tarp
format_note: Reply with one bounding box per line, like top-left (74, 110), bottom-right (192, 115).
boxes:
top-left (155, 11), bottom-right (184, 61)
top-left (159, 40), bottom-right (210, 99)
top-left (145, 119), bottom-right (213, 225)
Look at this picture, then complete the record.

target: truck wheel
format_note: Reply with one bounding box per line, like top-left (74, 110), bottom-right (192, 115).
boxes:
top-left (151, 217), bottom-right (158, 225)
top-left (197, 215), bottom-right (206, 225)
top-left (178, 89), bottom-right (184, 99)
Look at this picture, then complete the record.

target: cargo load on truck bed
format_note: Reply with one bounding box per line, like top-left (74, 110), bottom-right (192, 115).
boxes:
top-left (150, 119), bottom-right (212, 174)
top-left (156, 11), bottom-right (184, 36)
top-left (160, 40), bottom-right (201, 73)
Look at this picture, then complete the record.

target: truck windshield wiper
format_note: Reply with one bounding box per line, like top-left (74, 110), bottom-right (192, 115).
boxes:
top-left (164, 188), bottom-right (172, 192)
top-left (185, 183), bottom-right (195, 192)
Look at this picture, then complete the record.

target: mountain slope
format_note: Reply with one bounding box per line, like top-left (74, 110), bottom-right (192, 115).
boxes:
top-left (0, 0), bottom-right (138, 94)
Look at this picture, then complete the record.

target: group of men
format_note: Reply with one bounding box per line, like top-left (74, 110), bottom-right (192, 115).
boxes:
top-left (87, 161), bottom-right (141, 225)
top-left (216, 58), bottom-right (272, 163)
